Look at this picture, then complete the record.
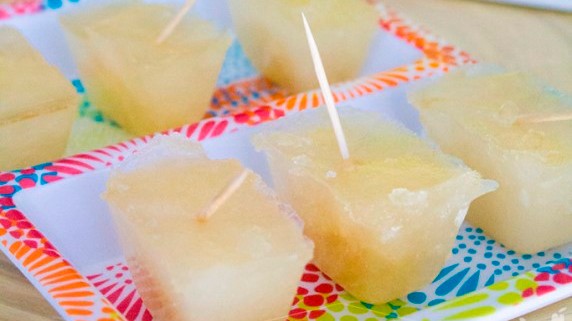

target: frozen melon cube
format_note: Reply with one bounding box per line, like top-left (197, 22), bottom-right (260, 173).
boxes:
top-left (60, 1), bottom-right (231, 136)
top-left (0, 27), bottom-right (78, 171)
top-left (229, 0), bottom-right (378, 93)
top-left (409, 68), bottom-right (572, 253)
top-left (253, 107), bottom-right (497, 303)
top-left (103, 136), bottom-right (313, 321)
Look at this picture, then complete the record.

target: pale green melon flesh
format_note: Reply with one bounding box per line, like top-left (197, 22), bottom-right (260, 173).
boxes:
top-left (61, 2), bottom-right (231, 136)
top-left (229, 0), bottom-right (378, 93)
top-left (253, 108), bottom-right (496, 303)
top-left (409, 69), bottom-right (572, 253)
top-left (103, 137), bottom-right (313, 321)
top-left (0, 27), bottom-right (78, 171)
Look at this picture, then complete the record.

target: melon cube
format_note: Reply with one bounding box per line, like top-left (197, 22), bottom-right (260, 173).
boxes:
top-left (229, 0), bottom-right (378, 93)
top-left (253, 107), bottom-right (497, 303)
top-left (409, 68), bottom-right (572, 253)
top-left (103, 136), bottom-right (313, 321)
top-left (0, 27), bottom-right (78, 171)
top-left (60, 2), bottom-right (231, 136)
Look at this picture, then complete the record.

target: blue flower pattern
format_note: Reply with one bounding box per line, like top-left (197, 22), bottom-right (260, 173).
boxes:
top-left (216, 40), bottom-right (259, 86)
top-left (403, 223), bottom-right (571, 310)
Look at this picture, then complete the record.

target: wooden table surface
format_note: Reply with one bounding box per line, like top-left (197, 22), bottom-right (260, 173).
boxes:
top-left (1, 0), bottom-right (571, 320)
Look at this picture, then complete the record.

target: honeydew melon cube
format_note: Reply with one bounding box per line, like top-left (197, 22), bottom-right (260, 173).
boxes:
top-left (61, 2), bottom-right (231, 135)
top-left (409, 68), bottom-right (572, 253)
top-left (0, 27), bottom-right (78, 171)
top-left (229, 0), bottom-right (378, 93)
top-left (103, 137), bottom-right (313, 321)
top-left (253, 107), bottom-right (497, 303)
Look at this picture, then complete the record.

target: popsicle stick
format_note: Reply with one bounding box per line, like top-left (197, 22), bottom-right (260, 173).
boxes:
top-left (302, 13), bottom-right (350, 160)
top-left (196, 169), bottom-right (249, 222)
top-left (515, 112), bottom-right (572, 125)
top-left (155, 0), bottom-right (197, 45)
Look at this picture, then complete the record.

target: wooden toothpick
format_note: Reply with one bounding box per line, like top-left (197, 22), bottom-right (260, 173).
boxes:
top-left (515, 112), bottom-right (572, 125)
top-left (302, 13), bottom-right (350, 160)
top-left (156, 0), bottom-right (197, 45)
top-left (195, 169), bottom-right (249, 222)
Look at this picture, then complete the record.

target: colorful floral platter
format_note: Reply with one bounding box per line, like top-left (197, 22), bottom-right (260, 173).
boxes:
top-left (0, 1), bottom-right (570, 321)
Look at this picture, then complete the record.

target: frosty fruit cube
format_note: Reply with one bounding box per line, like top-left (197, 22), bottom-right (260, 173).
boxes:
top-left (409, 68), bottom-right (572, 253)
top-left (102, 136), bottom-right (313, 321)
top-left (60, 2), bottom-right (231, 136)
top-left (229, 0), bottom-right (378, 93)
top-left (0, 27), bottom-right (78, 171)
top-left (253, 107), bottom-right (497, 303)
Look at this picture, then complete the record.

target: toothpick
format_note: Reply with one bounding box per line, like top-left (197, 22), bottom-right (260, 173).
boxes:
top-left (155, 0), bottom-right (197, 45)
top-left (195, 169), bottom-right (249, 222)
top-left (302, 13), bottom-right (350, 160)
top-left (515, 112), bottom-right (572, 125)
